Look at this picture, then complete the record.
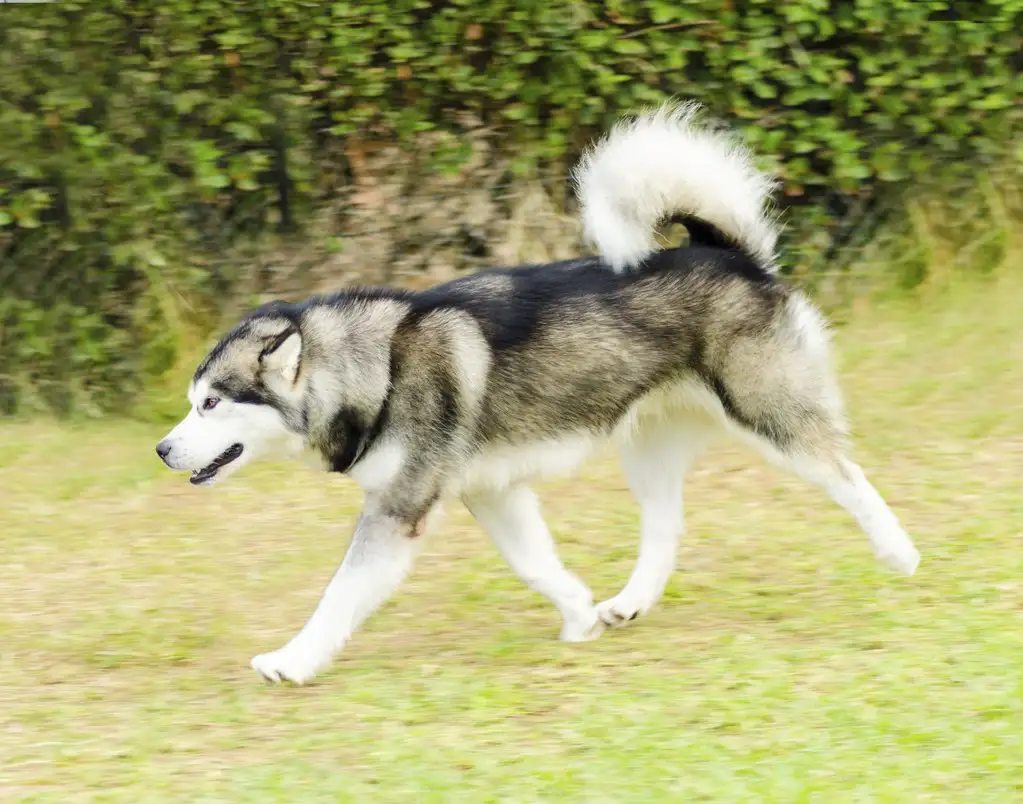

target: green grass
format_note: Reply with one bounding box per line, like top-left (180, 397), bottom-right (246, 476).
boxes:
top-left (2, 273), bottom-right (1022, 802)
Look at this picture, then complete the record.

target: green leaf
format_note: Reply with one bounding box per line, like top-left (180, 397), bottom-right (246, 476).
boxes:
top-left (502, 103), bottom-right (530, 121)
top-left (612, 38), bottom-right (647, 56)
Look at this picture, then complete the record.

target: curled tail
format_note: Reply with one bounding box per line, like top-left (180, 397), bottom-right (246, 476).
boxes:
top-left (573, 101), bottom-right (780, 273)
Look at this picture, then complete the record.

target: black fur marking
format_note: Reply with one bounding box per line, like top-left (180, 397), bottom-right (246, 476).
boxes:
top-left (668, 213), bottom-right (744, 255)
top-left (362, 337), bottom-right (401, 447)
top-left (434, 366), bottom-right (460, 438)
top-left (328, 408), bottom-right (371, 474)
top-left (209, 375), bottom-right (307, 435)
top-left (659, 242), bottom-right (775, 286)
top-left (211, 377), bottom-right (278, 410)
top-left (409, 257), bottom-right (609, 351)
top-left (259, 324), bottom-right (298, 361)
top-left (359, 395), bottom-right (390, 464)
top-left (408, 246), bottom-right (774, 355)
top-left (707, 375), bottom-right (792, 449)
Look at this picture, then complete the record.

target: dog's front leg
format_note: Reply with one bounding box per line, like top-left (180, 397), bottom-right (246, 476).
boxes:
top-left (250, 505), bottom-right (424, 685)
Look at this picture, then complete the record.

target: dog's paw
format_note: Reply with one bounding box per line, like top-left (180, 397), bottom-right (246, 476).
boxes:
top-left (559, 608), bottom-right (604, 643)
top-left (878, 543), bottom-right (921, 577)
top-left (250, 647), bottom-right (321, 686)
top-left (596, 594), bottom-right (651, 628)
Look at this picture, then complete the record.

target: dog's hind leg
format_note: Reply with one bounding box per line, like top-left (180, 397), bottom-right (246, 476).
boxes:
top-left (752, 441), bottom-right (921, 576)
top-left (464, 485), bottom-right (603, 643)
top-left (822, 457), bottom-right (919, 574)
top-left (714, 294), bottom-right (920, 575)
top-left (596, 416), bottom-right (718, 628)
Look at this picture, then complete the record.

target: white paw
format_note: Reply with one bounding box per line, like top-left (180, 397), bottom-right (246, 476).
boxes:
top-left (596, 594), bottom-right (651, 628)
top-left (250, 646), bottom-right (322, 686)
top-left (878, 543), bottom-right (921, 577)
top-left (559, 608), bottom-right (605, 643)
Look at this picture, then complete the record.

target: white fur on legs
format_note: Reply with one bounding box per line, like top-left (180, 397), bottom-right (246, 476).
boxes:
top-left (597, 420), bottom-right (717, 628)
top-left (788, 454), bottom-right (920, 575)
top-left (251, 511), bottom-right (421, 685)
top-left (464, 485), bottom-right (603, 642)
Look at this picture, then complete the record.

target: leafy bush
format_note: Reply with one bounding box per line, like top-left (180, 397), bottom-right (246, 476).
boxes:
top-left (1, 1), bottom-right (1020, 413)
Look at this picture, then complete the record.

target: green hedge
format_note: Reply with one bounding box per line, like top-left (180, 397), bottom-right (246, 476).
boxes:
top-left (1, 1), bottom-right (1021, 413)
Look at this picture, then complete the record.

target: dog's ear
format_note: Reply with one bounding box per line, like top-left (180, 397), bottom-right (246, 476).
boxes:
top-left (259, 326), bottom-right (302, 384)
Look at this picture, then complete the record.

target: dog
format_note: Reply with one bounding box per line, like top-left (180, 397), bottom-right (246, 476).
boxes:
top-left (157, 102), bottom-right (920, 685)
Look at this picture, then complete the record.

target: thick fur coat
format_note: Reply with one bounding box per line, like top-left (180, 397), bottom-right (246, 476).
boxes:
top-left (157, 102), bottom-right (920, 684)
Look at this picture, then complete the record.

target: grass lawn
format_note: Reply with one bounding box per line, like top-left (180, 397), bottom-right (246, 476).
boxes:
top-left (2, 274), bottom-right (1022, 801)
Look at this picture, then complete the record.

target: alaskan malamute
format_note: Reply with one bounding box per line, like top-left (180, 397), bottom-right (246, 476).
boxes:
top-left (157, 102), bottom-right (920, 685)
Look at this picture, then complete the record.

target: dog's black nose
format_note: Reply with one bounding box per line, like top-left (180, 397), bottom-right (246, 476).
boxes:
top-left (156, 440), bottom-right (172, 462)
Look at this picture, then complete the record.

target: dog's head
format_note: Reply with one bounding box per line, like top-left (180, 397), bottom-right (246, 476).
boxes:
top-left (156, 308), bottom-right (308, 487)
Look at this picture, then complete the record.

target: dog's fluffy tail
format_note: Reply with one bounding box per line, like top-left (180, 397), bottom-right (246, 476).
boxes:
top-left (573, 101), bottom-right (780, 273)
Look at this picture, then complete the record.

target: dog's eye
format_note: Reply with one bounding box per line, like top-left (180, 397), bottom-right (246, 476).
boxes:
top-left (202, 397), bottom-right (220, 411)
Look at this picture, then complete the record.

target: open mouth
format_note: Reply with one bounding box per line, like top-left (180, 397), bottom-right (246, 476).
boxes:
top-left (190, 443), bottom-right (244, 486)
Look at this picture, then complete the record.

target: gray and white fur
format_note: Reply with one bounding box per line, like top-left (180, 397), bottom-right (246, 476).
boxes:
top-left (157, 101), bottom-right (920, 685)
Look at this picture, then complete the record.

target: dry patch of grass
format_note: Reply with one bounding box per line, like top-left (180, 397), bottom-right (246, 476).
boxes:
top-left (2, 274), bottom-right (1022, 801)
